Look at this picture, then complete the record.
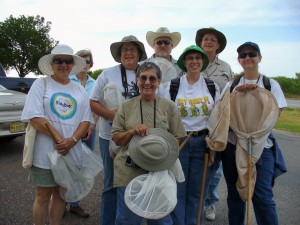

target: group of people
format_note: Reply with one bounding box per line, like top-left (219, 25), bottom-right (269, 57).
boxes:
top-left (21, 26), bottom-right (287, 225)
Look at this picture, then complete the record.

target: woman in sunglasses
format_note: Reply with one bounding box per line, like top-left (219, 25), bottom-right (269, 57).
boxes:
top-left (111, 62), bottom-right (186, 225)
top-left (21, 44), bottom-right (93, 225)
top-left (220, 42), bottom-right (287, 225)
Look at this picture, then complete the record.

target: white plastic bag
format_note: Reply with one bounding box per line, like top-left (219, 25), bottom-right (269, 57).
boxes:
top-left (48, 144), bottom-right (103, 202)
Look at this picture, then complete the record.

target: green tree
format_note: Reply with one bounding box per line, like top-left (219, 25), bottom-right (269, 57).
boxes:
top-left (296, 72), bottom-right (300, 79)
top-left (0, 15), bottom-right (58, 77)
top-left (89, 69), bottom-right (103, 80)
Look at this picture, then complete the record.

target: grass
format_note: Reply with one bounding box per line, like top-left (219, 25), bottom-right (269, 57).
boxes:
top-left (275, 108), bottom-right (300, 135)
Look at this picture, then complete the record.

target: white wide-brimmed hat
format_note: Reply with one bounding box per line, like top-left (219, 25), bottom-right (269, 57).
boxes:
top-left (38, 44), bottom-right (86, 76)
top-left (146, 27), bottom-right (181, 49)
top-left (110, 35), bottom-right (147, 63)
top-left (128, 128), bottom-right (179, 172)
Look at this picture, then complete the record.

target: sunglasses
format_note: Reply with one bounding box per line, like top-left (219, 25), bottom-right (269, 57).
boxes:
top-left (85, 60), bottom-right (91, 64)
top-left (238, 51), bottom-right (258, 59)
top-left (155, 40), bottom-right (171, 46)
top-left (138, 75), bottom-right (158, 83)
top-left (53, 58), bottom-right (74, 65)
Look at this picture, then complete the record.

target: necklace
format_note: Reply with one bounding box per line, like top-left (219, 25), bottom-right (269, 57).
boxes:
top-left (139, 99), bottom-right (156, 128)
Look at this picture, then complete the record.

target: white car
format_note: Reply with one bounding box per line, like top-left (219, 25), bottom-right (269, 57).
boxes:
top-left (0, 84), bottom-right (27, 141)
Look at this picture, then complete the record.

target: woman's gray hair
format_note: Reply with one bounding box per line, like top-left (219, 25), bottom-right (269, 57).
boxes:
top-left (75, 48), bottom-right (94, 68)
top-left (137, 62), bottom-right (162, 80)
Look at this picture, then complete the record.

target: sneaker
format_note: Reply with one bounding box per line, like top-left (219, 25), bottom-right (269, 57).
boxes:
top-left (205, 205), bottom-right (216, 221)
top-left (70, 205), bottom-right (90, 218)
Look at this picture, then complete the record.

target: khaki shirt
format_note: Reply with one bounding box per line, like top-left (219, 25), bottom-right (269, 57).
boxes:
top-left (111, 95), bottom-right (186, 187)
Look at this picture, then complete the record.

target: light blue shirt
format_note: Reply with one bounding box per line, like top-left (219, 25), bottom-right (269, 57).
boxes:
top-left (69, 74), bottom-right (95, 96)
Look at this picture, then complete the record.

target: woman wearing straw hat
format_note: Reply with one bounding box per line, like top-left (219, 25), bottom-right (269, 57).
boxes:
top-left (162, 45), bottom-right (221, 224)
top-left (111, 62), bottom-right (186, 225)
top-left (21, 44), bottom-right (93, 225)
top-left (221, 41), bottom-right (287, 225)
top-left (89, 35), bottom-right (147, 225)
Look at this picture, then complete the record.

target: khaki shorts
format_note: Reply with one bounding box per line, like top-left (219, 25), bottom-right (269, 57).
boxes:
top-left (28, 166), bottom-right (58, 187)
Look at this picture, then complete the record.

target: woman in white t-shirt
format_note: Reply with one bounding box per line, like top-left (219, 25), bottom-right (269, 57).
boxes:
top-left (163, 45), bottom-right (221, 225)
top-left (21, 44), bottom-right (93, 225)
top-left (221, 42), bottom-right (287, 225)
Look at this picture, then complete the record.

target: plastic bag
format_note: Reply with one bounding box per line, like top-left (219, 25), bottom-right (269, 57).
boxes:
top-left (124, 170), bottom-right (177, 219)
top-left (48, 143), bottom-right (103, 202)
top-left (100, 83), bottom-right (125, 110)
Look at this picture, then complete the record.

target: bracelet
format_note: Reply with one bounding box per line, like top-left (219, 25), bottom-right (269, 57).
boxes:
top-left (72, 136), bottom-right (78, 143)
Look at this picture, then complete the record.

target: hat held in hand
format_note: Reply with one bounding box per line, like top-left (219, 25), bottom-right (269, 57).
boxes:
top-left (128, 128), bottom-right (179, 172)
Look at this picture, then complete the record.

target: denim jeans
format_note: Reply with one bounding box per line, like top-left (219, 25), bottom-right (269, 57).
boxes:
top-left (205, 154), bottom-right (222, 207)
top-left (115, 187), bottom-right (172, 225)
top-left (99, 137), bottom-right (117, 225)
top-left (221, 142), bottom-right (279, 225)
top-left (171, 135), bottom-right (213, 225)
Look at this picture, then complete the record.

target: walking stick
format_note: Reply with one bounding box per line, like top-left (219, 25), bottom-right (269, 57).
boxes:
top-left (246, 137), bottom-right (253, 225)
top-left (44, 122), bottom-right (61, 143)
top-left (196, 145), bottom-right (210, 225)
top-left (179, 131), bottom-right (193, 152)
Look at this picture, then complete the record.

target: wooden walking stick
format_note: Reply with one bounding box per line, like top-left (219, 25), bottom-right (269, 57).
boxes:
top-left (179, 131), bottom-right (193, 152)
top-left (246, 137), bottom-right (253, 225)
top-left (196, 145), bottom-right (210, 225)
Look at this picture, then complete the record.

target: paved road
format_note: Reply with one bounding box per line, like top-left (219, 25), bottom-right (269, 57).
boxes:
top-left (287, 99), bottom-right (300, 108)
top-left (0, 130), bottom-right (299, 225)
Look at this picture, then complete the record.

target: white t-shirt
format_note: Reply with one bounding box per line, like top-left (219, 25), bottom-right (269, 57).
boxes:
top-left (222, 75), bottom-right (287, 147)
top-left (162, 75), bottom-right (220, 131)
top-left (21, 76), bottom-right (93, 169)
top-left (89, 64), bottom-right (138, 140)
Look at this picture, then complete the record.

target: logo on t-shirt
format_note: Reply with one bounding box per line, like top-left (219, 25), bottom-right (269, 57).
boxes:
top-left (50, 92), bottom-right (77, 120)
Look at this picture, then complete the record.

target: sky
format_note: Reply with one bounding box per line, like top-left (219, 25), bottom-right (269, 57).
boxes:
top-left (1, 0), bottom-right (300, 78)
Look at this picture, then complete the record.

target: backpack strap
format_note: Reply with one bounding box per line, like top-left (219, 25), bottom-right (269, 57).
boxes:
top-left (169, 78), bottom-right (180, 102)
top-left (169, 77), bottom-right (216, 102)
top-left (204, 78), bottom-right (216, 101)
top-left (230, 74), bottom-right (271, 92)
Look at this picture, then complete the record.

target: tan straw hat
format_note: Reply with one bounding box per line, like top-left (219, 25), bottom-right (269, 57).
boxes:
top-left (38, 44), bottom-right (86, 76)
top-left (110, 35), bottom-right (147, 63)
top-left (146, 27), bottom-right (181, 48)
top-left (128, 128), bottom-right (179, 172)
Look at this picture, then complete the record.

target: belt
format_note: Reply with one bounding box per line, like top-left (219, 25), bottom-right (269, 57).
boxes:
top-left (187, 129), bottom-right (209, 137)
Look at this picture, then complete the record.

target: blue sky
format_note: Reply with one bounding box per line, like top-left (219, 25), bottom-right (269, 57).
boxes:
top-left (1, 0), bottom-right (300, 78)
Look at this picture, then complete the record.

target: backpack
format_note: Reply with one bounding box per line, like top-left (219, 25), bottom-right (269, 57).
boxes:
top-left (230, 74), bottom-right (271, 93)
top-left (169, 77), bottom-right (216, 102)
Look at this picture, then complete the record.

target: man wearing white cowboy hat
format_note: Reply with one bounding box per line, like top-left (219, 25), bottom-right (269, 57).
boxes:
top-left (144, 27), bottom-right (184, 78)
top-left (195, 27), bottom-right (233, 221)
top-left (90, 35), bottom-right (147, 225)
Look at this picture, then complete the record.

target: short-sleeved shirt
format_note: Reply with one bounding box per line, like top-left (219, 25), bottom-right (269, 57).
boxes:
top-left (222, 74), bottom-right (287, 147)
top-left (161, 75), bottom-right (221, 132)
top-left (69, 74), bottom-right (95, 96)
top-left (111, 95), bottom-right (186, 187)
top-left (89, 65), bottom-right (138, 140)
top-left (21, 76), bottom-right (93, 169)
top-left (201, 56), bottom-right (232, 92)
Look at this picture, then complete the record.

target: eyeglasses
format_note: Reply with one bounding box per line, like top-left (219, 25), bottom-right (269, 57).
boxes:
top-left (85, 60), bottom-right (91, 64)
top-left (202, 38), bottom-right (218, 43)
top-left (138, 75), bottom-right (158, 83)
top-left (53, 58), bottom-right (74, 65)
top-left (185, 56), bottom-right (202, 61)
top-left (155, 40), bottom-right (171, 46)
top-left (238, 51), bottom-right (259, 59)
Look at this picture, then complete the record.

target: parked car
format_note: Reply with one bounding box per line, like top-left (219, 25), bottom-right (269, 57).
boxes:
top-left (0, 63), bottom-right (36, 94)
top-left (0, 84), bottom-right (27, 141)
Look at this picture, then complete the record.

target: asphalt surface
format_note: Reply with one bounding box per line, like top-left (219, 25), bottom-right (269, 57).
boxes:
top-left (0, 130), bottom-right (299, 225)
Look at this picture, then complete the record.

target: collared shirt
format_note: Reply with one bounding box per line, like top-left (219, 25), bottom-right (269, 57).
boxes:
top-left (201, 56), bottom-right (232, 92)
top-left (69, 74), bottom-right (95, 96)
top-left (144, 54), bottom-right (185, 78)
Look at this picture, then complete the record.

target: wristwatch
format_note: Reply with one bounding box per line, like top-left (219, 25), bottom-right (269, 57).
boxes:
top-left (72, 136), bottom-right (78, 143)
